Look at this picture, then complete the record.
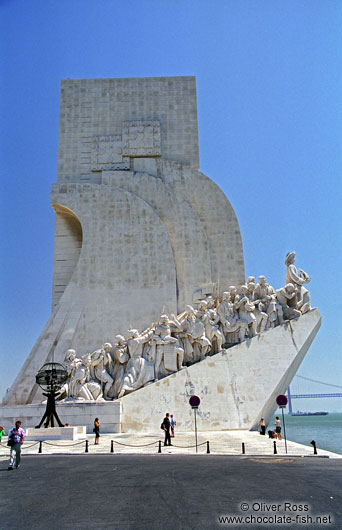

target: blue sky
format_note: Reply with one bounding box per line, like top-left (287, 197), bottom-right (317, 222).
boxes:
top-left (1, 0), bottom-right (341, 410)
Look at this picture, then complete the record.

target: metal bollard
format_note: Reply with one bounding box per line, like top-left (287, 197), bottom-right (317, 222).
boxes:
top-left (310, 440), bottom-right (318, 455)
top-left (206, 441), bottom-right (210, 454)
top-left (38, 441), bottom-right (43, 454)
top-left (273, 441), bottom-right (277, 454)
top-left (111, 440), bottom-right (114, 453)
top-left (85, 440), bottom-right (89, 453)
top-left (242, 442), bottom-right (245, 455)
top-left (158, 440), bottom-right (162, 453)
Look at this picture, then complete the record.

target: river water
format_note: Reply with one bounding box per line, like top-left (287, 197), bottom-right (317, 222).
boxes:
top-left (269, 413), bottom-right (342, 455)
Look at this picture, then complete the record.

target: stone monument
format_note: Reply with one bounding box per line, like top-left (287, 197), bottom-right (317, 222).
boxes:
top-left (4, 76), bottom-right (244, 406)
top-left (1, 77), bottom-right (321, 433)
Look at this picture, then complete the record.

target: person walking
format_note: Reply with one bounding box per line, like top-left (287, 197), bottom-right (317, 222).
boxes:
top-left (259, 418), bottom-right (266, 435)
top-left (161, 413), bottom-right (172, 446)
top-left (94, 417), bottom-right (100, 445)
top-left (0, 426), bottom-right (5, 443)
top-left (7, 420), bottom-right (25, 470)
top-left (274, 416), bottom-right (282, 440)
top-left (170, 414), bottom-right (176, 438)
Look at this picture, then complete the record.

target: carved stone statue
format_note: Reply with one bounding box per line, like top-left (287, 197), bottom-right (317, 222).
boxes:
top-left (78, 355), bottom-right (104, 401)
top-left (285, 252), bottom-right (311, 314)
top-left (150, 314), bottom-right (184, 380)
top-left (183, 305), bottom-right (211, 362)
top-left (58, 349), bottom-right (103, 401)
top-left (178, 310), bottom-right (196, 364)
top-left (107, 335), bottom-right (129, 399)
top-left (234, 285), bottom-right (258, 338)
top-left (88, 343), bottom-right (114, 399)
top-left (205, 295), bottom-right (216, 309)
top-left (217, 291), bottom-right (247, 344)
top-left (246, 281), bottom-right (268, 332)
top-left (118, 328), bottom-right (154, 397)
top-left (58, 349), bottom-right (80, 399)
top-left (227, 285), bottom-right (238, 303)
top-left (276, 283), bottom-right (302, 320)
top-left (253, 276), bottom-right (284, 328)
top-left (206, 308), bottom-right (224, 353)
top-left (197, 301), bottom-right (223, 354)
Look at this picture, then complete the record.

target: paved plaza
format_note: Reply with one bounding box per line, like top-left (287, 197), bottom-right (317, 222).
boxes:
top-left (1, 431), bottom-right (341, 529)
top-left (0, 430), bottom-right (340, 458)
top-left (1, 453), bottom-right (341, 530)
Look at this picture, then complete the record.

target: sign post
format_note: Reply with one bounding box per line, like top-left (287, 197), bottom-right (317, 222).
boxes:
top-left (189, 395), bottom-right (201, 453)
top-left (276, 394), bottom-right (288, 454)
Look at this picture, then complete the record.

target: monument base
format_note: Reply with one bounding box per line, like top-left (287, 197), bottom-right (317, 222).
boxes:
top-left (0, 401), bottom-right (121, 434)
top-left (25, 426), bottom-right (86, 441)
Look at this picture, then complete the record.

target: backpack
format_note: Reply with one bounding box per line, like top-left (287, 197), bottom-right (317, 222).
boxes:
top-left (160, 422), bottom-right (164, 430)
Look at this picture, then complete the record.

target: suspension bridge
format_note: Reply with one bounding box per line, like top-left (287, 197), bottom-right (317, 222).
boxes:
top-left (287, 375), bottom-right (342, 414)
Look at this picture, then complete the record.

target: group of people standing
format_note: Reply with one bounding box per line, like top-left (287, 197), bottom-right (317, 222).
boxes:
top-left (259, 416), bottom-right (282, 440)
top-left (161, 413), bottom-right (176, 446)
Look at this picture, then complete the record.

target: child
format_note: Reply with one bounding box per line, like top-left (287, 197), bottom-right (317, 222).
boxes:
top-left (170, 414), bottom-right (176, 437)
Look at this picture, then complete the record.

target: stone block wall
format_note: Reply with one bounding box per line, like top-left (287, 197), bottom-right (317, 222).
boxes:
top-left (58, 76), bottom-right (200, 184)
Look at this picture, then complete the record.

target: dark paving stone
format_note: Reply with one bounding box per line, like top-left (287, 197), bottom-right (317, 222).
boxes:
top-left (1, 455), bottom-right (341, 529)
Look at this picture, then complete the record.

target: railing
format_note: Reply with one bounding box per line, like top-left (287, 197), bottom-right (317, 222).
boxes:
top-left (0, 438), bottom-right (325, 456)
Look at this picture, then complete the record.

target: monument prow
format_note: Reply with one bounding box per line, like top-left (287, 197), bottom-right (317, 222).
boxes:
top-left (118, 309), bottom-right (321, 432)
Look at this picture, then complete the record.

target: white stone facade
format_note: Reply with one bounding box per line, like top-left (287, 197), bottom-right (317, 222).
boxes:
top-left (3, 76), bottom-right (245, 406)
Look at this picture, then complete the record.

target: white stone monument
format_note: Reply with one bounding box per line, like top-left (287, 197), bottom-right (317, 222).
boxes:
top-left (1, 77), bottom-right (321, 434)
top-left (3, 76), bottom-right (244, 406)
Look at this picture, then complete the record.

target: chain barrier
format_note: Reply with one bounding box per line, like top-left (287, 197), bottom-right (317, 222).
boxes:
top-left (168, 441), bottom-right (208, 449)
top-left (1, 439), bottom-right (207, 451)
top-left (42, 440), bottom-right (86, 447)
top-left (112, 439), bottom-right (159, 448)
top-left (20, 442), bottom-right (41, 450)
top-left (2, 439), bottom-right (303, 455)
top-left (0, 441), bottom-right (40, 450)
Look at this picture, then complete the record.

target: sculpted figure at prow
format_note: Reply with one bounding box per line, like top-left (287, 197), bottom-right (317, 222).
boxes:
top-left (285, 252), bottom-right (311, 314)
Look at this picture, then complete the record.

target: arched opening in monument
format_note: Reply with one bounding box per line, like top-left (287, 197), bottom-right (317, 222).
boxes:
top-left (51, 205), bottom-right (83, 310)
